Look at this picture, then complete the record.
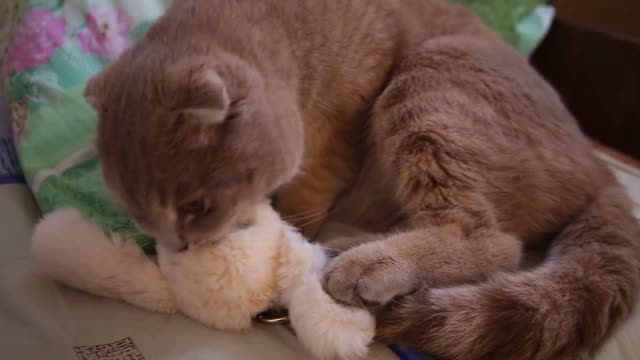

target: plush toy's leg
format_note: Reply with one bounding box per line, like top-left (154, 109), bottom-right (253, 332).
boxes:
top-left (31, 207), bottom-right (176, 314)
top-left (279, 230), bottom-right (375, 360)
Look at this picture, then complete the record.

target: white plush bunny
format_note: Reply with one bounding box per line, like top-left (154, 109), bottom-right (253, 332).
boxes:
top-left (31, 203), bottom-right (375, 360)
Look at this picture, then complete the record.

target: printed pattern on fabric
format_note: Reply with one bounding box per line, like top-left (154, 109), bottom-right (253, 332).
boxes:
top-left (73, 337), bottom-right (146, 360)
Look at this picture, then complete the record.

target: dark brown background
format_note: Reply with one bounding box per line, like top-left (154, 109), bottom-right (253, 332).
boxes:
top-left (531, 0), bottom-right (640, 160)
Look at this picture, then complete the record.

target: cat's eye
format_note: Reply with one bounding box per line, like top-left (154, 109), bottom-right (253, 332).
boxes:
top-left (181, 200), bottom-right (212, 216)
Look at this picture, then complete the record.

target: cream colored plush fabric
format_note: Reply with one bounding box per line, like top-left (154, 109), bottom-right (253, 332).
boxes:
top-left (0, 184), bottom-right (397, 360)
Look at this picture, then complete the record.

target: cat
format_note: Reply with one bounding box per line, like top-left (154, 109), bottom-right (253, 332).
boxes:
top-left (84, 0), bottom-right (640, 359)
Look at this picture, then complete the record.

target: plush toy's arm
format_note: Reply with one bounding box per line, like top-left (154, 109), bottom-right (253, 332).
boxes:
top-left (31, 207), bottom-right (176, 314)
top-left (278, 228), bottom-right (375, 360)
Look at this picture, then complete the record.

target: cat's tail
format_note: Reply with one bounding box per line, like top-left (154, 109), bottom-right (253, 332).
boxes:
top-left (377, 185), bottom-right (640, 360)
top-left (31, 207), bottom-right (176, 313)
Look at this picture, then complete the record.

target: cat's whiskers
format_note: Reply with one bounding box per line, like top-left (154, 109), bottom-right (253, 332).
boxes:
top-left (281, 207), bottom-right (326, 217)
top-left (295, 209), bottom-right (336, 229)
top-left (282, 208), bottom-right (328, 222)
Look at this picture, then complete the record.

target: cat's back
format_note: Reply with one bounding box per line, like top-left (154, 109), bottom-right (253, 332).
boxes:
top-left (134, 0), bottom-right (490, 82)
top-left (150, 0), bottom-right (475, 62)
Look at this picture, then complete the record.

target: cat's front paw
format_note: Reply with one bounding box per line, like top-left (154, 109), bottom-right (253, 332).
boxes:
top-left (322, 242), bottom-right (420, 307)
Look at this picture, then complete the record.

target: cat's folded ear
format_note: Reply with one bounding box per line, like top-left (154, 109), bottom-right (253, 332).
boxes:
top-left (166, 60), bottom-right (232, 125)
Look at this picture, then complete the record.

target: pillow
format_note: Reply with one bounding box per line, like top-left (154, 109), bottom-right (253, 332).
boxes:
top-left (1, 0), bottom-right (170, 253)
top-left (454, 0), bottom-right (548, 53)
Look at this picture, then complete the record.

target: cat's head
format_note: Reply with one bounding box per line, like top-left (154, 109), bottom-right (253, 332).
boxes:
top-left (85, 50), bottom-right (303, 252)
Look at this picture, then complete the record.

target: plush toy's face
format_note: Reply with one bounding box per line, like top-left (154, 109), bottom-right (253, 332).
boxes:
top-left (84, 49), bottom-right (304, 253)
top-left (155, 202), bottom-right (285, 330)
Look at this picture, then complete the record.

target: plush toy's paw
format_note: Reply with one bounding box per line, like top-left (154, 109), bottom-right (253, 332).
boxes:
top-left (289, 276), bottom-right (375, 360)
top-left (299, 307), bottom-right (375, 360)
top-left (322, 242), bottom-right (420, 307)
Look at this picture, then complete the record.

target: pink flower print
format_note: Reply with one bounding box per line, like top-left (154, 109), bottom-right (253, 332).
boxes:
top-left (77, 4), bottom-right (132, 60)
top-left (5, 8), bottom-right (66, 73)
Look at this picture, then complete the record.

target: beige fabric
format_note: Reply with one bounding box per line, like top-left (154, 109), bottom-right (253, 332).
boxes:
top-left (592, 308), bottom-right (640, 360)
top-left (587, 152), bottom-right (640, 360)
top-left (1, 149), bottom-right (639, 359)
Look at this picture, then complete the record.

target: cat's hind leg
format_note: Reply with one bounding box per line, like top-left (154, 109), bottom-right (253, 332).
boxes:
top-left (324, 35), bottom-right (639, 359)
top-left (31, 207), bottom-right (176, 314)
top-left (323, 36), bottom-right (533, 307)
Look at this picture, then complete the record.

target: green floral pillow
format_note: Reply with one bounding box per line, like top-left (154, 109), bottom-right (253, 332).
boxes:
top-left (454, 0), bottom-right (547, 52)
top-left (1, 0), bottom-right (170, 252)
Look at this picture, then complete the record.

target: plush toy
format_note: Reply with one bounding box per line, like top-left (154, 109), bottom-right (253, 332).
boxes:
top-left (31, 202), bottom-right (375, 360)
